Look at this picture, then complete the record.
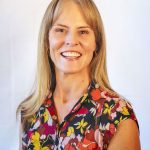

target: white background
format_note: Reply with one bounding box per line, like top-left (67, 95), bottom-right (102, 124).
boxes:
top-left (0, 0), bottom-right (149, 149)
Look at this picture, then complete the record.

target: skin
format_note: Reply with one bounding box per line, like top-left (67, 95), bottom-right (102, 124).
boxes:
top-left (108, 119), bottom-right (141, 150)
top-left (49, 1), bottom-right (96, 123)
top-left (48, 1), bottom-right (141, 149)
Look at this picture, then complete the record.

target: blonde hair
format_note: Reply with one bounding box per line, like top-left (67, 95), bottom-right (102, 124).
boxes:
top-left (17, 0), bottom-right (116, 122)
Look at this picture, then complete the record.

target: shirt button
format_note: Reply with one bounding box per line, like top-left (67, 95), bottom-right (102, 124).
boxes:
top-left (52, 115), bottom-right (57, 120)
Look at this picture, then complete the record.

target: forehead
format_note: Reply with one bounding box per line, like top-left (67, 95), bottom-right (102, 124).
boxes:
top-left (53, 0), bottom-right (89, 26)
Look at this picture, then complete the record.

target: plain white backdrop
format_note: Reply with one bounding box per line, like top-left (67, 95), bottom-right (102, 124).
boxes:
top-left (0, 0), bottom-right (149, 149)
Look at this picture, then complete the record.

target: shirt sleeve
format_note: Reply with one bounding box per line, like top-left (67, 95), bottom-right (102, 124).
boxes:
top-left (113, 99), bottom-right (138, 127)
top-left (98, 98), bottom-right (139, 149)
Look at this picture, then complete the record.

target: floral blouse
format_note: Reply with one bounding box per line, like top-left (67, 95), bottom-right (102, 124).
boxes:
top-left (22, 81), bottom-right (138, 150)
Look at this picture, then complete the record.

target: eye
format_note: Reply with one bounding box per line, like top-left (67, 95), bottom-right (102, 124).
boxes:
top-left (54, 28), bottom-right (65, 33)
top-left (80, 30), bottom-right (89, 35)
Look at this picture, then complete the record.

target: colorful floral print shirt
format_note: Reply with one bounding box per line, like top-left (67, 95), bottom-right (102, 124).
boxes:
top-left (22, 81), bottom-right (138, 150)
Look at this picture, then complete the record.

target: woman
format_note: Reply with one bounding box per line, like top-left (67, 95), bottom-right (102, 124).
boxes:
top-left (17, 0), bottom-right (141, 149)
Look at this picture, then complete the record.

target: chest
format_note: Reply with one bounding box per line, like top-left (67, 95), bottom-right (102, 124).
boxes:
top-left (54, 100), bottom-right (78, 124)
top-left (23, 101), bottom-right (107, 150)
top-left (23, 97), bottom-right (117, 150)
top-left (27, 109), bottom-right (102, 150)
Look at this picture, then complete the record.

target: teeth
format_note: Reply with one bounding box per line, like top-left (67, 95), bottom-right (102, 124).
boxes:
top-left (61, 52), bottom-right (81, 57)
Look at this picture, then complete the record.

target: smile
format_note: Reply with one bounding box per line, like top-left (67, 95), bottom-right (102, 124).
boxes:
top-left (61, 51), bottom-right (82, 59)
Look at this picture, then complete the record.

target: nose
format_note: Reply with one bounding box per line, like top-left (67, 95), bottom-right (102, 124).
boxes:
top-left (65, 31), bottom-right (79, 46)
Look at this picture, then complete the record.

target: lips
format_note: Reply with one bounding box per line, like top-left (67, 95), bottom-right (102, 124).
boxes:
top-left (61, 51), bottom-right (82, 59)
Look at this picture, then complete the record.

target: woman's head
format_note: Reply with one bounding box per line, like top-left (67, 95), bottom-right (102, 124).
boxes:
top-left (38, 0), bottom-right (110, 91)
top-left (49, 0), bottom-right (96, 77)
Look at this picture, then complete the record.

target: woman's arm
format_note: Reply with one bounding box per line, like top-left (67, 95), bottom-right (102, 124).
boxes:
top-left (108, 119), bottom-right (141, 150)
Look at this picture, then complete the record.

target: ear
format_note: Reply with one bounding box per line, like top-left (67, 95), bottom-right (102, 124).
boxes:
top-left (93, 48), bottom-right (98, 57)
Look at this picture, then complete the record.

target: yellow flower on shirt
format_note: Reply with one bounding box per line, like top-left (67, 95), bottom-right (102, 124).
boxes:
top-left (121, 106), bottom-right (130, 115)
top-left (31, 132), bottom-right (40, 150)
top-left (67, 127), bottom-right (74, 136)
top-left (103, 103), bottom-right (113, 115)
top-left (31, 132), bottom-right (50, 150)
top-left (41, 108), bottom-right (49, 123)
top-left (75, 118), bottom-right (88, 134)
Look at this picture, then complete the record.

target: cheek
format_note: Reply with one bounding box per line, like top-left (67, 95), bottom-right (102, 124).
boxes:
top-left (49, 31), bottom-right (65, 51)
top-left (49, 37), bottom-right (64, 51)
top-left (80, 34), bottom-right (96, 52)
top-left (48, 35), bottom-right (65, 63)
top-left (82, 39), bottom-right (96, 53)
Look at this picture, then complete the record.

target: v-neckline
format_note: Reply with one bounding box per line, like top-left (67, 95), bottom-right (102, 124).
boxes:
top-left (51, 92), bottom-right (89, 126)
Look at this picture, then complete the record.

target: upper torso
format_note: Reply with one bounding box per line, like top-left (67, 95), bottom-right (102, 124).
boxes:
top-left (22, 81), bottom-right (137, 150)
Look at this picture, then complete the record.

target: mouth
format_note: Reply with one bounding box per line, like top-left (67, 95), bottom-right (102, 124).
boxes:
top-left (61, 51), bottom-right (82, 59)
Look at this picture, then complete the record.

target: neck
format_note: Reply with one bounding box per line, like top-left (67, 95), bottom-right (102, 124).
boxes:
top-left (53, 71), bottom-right (90, 104)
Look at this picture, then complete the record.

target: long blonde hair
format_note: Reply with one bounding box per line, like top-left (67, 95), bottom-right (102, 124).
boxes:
top-left (17, 0), bottom-right (116, 122)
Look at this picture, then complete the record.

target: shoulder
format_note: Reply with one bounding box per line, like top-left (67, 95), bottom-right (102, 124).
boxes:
top-left (89, 87), bottom-right (137, 126)
top-left (89, 87), bottom-right (139, 148)
top-left (93, 87), bottom-right (137, 126)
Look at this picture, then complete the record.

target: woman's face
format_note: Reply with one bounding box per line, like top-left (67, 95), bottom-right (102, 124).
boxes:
top-left (49, 1), bottom-right (96, 75)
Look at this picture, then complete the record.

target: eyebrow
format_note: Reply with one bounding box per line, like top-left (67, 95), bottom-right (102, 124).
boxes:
top-left (53, 24), bottom-right (91, 29)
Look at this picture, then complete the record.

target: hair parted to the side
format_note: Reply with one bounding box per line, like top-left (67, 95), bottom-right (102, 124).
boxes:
top-left (17, 0), bottom-right (117, 123)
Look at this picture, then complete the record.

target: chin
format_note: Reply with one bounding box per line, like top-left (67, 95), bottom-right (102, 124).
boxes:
top-left (62, 69), bottom-right (82, 74)
top-left (58, 67), bottom-right (85, 75)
